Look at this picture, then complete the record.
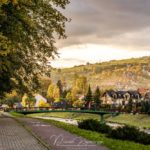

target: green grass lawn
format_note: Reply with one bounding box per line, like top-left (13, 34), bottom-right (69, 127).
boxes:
top-left (106, 114), bottom-right (150, 129)
top-left (10, 112), bottom-right (25, 117)
top-left (27, 112), bottom-right (150, 128)
top-left (27, 112), bottom-right (111, 121)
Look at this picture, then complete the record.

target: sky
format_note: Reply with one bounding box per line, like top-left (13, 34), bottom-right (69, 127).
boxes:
top-left (51, 0), bottom-right (150, 68)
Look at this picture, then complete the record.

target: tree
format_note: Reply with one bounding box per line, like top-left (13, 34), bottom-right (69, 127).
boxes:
top-left (141, 101), bottom-right (150, 114)
top-left (0, 0), bottom-right (70, 96)
top-left (38, 99), bottom-right (50, 107)
top-left (127, 98), bottom-right (133, 113)
top-left (75, 76), bottom-right (87, 94)
top-left (94, 86), bottom-right (101, 110)
top-left (21, 93), bottom-right (35, 108)
top-left (39, 77), bottom-right (51, 97)
top-left (66, 92), bottom-right (72, 101)
top-left (66, 91), bottom-right (73, 106)
top-left (71, 86), bottom-right (78, 101)
top-left (85, 85), bottom-right (93, 109)
top-left (73, 99), bottom-right (84, 108)
top-left (57, 80), bottom-right (63, 97)
top-left (0, 33), bottom-right (14, 97)
top-left (1, 90), bottom-right (20, 107)
top-left (62, 89), bottom-right (67, 98)
top-left (21, 93), bottom-right (28, 107)
top-left (53, 85), bottom-right (60, 100)
top-left (47, 83), bottom-right (55, 101)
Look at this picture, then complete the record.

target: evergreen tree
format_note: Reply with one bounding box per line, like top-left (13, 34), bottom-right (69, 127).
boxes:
top-left (62, 89), bottom-right (67, 98)
top-left (94, 86), bottom-right (101, 110)
top-left (85, 85), bottom-right (92, 109)
top-left (127, 98), bottom-right (133, 113)
top-left (141, 101), bottom-right (150, 114)
top-left (57, 80), bottom-right (63, 97)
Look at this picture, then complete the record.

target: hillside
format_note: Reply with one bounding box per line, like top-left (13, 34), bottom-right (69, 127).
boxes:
top-left (50, 56), bottom-right (150, 90)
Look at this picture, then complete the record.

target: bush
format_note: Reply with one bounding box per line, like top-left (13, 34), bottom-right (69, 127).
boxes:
top-left (108, 125), bottom-right (139, 140)
top-left (78, 119), bottom-right (150, 145)
top-left (136, 131), bottom-right (150, 145)
top-left (108, 125), bottom-right (150, 145)
top-left (78, 119), bottom-right (111, 134)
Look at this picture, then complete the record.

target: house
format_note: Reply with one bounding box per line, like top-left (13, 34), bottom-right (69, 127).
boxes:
top-left (115, 91), bottom-right (130, 106)
top-left (13, 102), bottom-right (22, 109)
top-left (52, 99), bottom-right (67, 109)
top-left (35, 94), bottom-right (47, 107)
top-left (102, 90), bottom-right (141, 107)
top-left (127, 91), bottom-right (141, 102)
top-left (102, 90), bottom-right (117, 105)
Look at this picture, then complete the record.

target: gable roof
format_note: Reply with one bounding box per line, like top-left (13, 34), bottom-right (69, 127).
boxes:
top-left (127, 91), bottom-right (141, 99)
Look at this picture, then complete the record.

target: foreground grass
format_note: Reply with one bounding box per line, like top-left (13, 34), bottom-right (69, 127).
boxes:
top-left (9, 111), bottom-right (25, 117)
top-left (41, 119), bottom-right (150, 150)
top-left (107, 114), bottom-right (150, 129)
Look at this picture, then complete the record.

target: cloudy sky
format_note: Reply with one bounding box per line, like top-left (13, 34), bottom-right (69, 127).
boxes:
top-left (51, 0), bottom-right (150, 68)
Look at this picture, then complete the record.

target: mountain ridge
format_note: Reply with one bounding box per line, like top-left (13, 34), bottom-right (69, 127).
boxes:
top-left (50, 56), bottom-right (150, 90)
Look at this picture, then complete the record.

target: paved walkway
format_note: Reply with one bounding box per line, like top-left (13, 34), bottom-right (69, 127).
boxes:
top-left (19, 117), bottom-right (108, 150)
top-left (0, 113), bottom-right (47, 150)
top-left (0, 112), bottom-right (108, 150)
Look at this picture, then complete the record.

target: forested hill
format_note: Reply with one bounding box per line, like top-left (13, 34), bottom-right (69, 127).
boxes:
top-left (50, 56), bottom-right (150, 90)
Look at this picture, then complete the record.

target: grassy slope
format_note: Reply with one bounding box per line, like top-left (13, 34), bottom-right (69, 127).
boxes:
top-left (106, 114), bottom-right (150, 129)
top-left (27, 112), bottom-right (112, 121)
top-left (27, 112), bottom-right (150, 128)
top-left (10, 112), bottom-right (25, 117)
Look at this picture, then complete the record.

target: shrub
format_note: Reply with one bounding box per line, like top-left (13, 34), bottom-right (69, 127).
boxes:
top-left (108, 125), bottom-right (139, 140)
top-left (108, 125), bottom-right (150, 145)
top-left (78, 119), bottom-right (150, 145)
top-left (136, 131), bottom-right (150, 145)
top-left (78, 119), bottom-right (111, 134)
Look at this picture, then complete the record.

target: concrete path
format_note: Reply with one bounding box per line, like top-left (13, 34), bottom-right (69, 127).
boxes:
top-left (19, 117), bottom-right (108, 150)
top-left (0, 113), bottom-right (47, 150)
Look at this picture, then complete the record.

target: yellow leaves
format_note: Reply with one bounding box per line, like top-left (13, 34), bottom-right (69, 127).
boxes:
top-left (73, 100), bottom-right (84, 108)
top-left (66, 92), bottom-right (72, 101)
top-left (47, 83), bottom-right (61, 101)
top-left (38, 99), bottom-right (50, 107)
top-left (5, 90), bottom-right (17, 98)
top-left (47, 83), bottom-right (55, 99)
top-left (21, 93), bottom-right (28, 107)
top-left (0, 0), bottom-right (8, 5)
top-left (54, 98), bottom-right (61, 103)
top-left (12, 0), bottom-right (18, 4)
top-left (0, 50), bottom-right (9, 56)
top-left (0, 0), bottom-right (18, 5)
top-left (53, 86), bottom-right (60, 99)
top-left (0, 33), bottom-right (12, 56)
